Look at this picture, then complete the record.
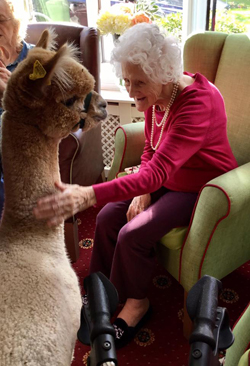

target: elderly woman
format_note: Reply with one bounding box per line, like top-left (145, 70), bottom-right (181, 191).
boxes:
top-left (34, 23), bottom-right (238, 348)
top-left (0, 0), bottom-right (33, 214)
top-left (0, 0), bottom-right (31, 108)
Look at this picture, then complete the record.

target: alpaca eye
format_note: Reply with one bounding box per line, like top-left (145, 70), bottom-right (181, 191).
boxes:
top-left (62, 96), bottom-right (77, 108)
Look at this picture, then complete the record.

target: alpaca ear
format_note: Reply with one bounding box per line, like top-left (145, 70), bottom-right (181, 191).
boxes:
top-left (27, 44), bottom-right (73, 99)
top-left (36, 28), bottom-right (57, 50)
top-left (39, 44), bottom-right (69, 87)
top-left (36, 29), bottom-right (50, 49)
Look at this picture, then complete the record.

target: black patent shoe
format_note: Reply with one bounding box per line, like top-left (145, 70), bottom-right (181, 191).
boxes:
top-left (113, 304), bottom-right (153, 349)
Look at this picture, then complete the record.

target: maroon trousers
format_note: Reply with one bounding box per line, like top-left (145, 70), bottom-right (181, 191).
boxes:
top-left (89, 188), bottom-right (198, 303)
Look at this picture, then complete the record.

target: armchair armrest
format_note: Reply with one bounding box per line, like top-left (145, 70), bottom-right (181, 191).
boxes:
top-left (107, 122), bottom-right (145, 181)
top-left (181, 163), bottom-right (250, 291)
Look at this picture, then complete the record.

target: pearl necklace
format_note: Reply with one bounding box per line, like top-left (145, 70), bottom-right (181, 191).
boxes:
top-left (150, 82), bottom-right (179, 151)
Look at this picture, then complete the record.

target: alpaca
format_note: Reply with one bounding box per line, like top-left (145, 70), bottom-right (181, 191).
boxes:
top-left (0, 29), bottom-right (107, 365)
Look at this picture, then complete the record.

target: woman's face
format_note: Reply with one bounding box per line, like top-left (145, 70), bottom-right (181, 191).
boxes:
top-left (122, 62), bottom-right (164, 112)
top-left (0, 1), bottom-right (16, 63)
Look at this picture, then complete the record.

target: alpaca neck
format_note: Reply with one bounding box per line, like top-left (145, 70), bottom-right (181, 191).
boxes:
top-left (1, 118), bottom-right (61, 226)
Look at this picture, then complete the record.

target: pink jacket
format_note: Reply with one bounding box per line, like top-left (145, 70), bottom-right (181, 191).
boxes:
top-left (93, 73), bottom-right (238, 205)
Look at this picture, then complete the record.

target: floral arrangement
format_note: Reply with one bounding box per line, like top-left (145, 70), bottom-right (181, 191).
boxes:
top-left (97, 1), bottom-right (162, 36)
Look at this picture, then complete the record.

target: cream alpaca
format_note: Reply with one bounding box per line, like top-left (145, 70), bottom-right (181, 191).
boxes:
top-left (0, 29), bottom-right (107, 365)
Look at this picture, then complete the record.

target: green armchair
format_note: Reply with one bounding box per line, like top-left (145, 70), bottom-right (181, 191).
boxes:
top-left (107, 32), bottom-right (250, 337)
top-left (225, 303), bottom-right (250, 366)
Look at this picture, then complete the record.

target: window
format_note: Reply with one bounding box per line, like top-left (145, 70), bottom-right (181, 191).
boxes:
top-left (23, 0), bottom-right (207, 52)
top-left (19, 1), bottom-right (250, 95)
top-left (23, 0), bottom-right (208, 91)
top-left (24, 0), bottom-right (89, 24)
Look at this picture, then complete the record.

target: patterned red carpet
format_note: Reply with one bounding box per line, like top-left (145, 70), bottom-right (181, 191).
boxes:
top-left (72, 206), bottom-right (250, 366)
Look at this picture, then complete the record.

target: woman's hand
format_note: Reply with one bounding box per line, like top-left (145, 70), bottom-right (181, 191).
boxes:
top-left (126, 194), bottom-right (151, 222)
top-left (33, 181), bottom-right (97, 226)
top-left (0, 61), bottom-right (11, 98)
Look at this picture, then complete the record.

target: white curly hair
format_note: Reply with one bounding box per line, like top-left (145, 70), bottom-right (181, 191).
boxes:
top-left (110, 23), bottom-right (183, 84)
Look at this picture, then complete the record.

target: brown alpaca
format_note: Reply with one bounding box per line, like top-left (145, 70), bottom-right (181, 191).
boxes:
top-left (0, 29), bottom-right (107, 365)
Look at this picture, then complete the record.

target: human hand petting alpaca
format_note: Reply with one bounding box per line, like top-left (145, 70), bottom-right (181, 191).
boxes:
top-left (33, 181), bottom-right (97, 226)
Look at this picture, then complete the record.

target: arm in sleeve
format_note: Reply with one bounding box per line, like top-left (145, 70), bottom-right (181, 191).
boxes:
top-left (94, 96), bottom-right (212, 205)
